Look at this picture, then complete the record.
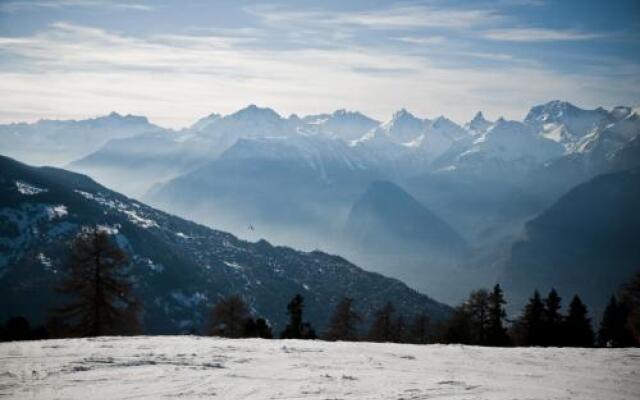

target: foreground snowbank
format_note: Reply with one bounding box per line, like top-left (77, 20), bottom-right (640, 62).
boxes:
top-left (1, 336), bottom-right (638, 399)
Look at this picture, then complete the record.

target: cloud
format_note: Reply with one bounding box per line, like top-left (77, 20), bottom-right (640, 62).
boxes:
top-left (483, 28), bottom-right (609, 42)
top-left (0, 21), bottom-right (637, 128)
top-left (245, 4), bottom-right (503, 31)
top-left (0, 0), bottom-right (153, 13)
top-left (395, 36), bottom-right (446, 45)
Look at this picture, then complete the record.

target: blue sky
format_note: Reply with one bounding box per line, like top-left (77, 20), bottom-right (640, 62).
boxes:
top-left (0, 0), bottom-right (638, 127)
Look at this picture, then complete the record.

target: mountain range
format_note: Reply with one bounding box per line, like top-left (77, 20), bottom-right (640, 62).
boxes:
top-left (1, 99), bottom-right (639, 312)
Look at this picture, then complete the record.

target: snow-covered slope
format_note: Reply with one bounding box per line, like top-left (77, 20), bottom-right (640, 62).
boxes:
top-left (300, 109), bottom-right (379, 141)
top-left (1, 336), bottom-right (638, 400)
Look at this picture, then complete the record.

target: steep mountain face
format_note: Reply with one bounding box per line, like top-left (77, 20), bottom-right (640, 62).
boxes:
top-left (464, 111), bottom-right (492, 135)
top-left (0, 112), bottom-right (162, 166)
top-left (526, 107), bottom-right (640, 201)
top-left (344, 181), bottom-right (467, 257)
top-left (301, 109), bottom-right (379, 141)
top-left (340, 181), bottom-right (487, 305)
top-left (502, 168), bottom-right (640, 315)
top-left (69, 131), bottom-right (214, 198)
top-left (373, 109), bottom-right (428, 143)
top-left (525, 100), bottom-right (610, 151)
top-left (0, 155), bottom-right (451, 333)
top-left (459, 119), bottom-right (564, 166)
top-left (145, 135), bottom-right (387, 250)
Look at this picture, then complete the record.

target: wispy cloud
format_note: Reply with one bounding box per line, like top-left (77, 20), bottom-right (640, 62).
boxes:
top-left (0, 0), bottom-right (153, 13)
top-left (483, 28), bottom-right (609, 42)
top-left (245, 4), bottom-right (504, 31)
top-left (0, 21), bottom-right (637, 128)
top-left (395, 36), bottom-right (447, 45)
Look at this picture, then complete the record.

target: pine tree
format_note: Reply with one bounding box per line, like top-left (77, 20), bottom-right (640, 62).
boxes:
top-left (281, 294), bottom-right (315, 339)
top-left (543, 289), bottom-right (563, 346)
top-left (598, 296), bottom-right (633, 347)
top-left (487, 284), bottom-right (509, 346)
top-left (324, 297), bottom-right (361, 341)
top-left (210, 294), bottom-right (250, 338)
top-left (621, 272), bottom-right (640, 345)
top-left (394, 315), bottom-right (407, 343)
top-left (55, 226), bottom-right (140, 337)
top-left (367, 302), bottom-right (396, 342)
top-left (466, 289), bottom-right (490, 345)
top-left (244, 317), bottom-right (273, 339)
top-left (518, 290), bottom-right (545, 346)
top-left (562, 295), bottom-right (594, 347)
top-left (408, 313), bottom-right (430, 344)
top-left (440, 305), bottom-right (473, 344)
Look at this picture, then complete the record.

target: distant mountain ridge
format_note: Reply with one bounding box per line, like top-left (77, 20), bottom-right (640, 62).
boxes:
top-left (1, 100), bottom-right (638, 307)
top-left (0, 154), bottom-right (451, 334)
top-left (502, 167), bottom-right (640, 315)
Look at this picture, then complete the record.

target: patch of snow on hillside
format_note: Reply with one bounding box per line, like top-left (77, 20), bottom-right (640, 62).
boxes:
top-left (97, 224), bottom-right (119, 234)
top-left (122, 209), bottom-right (158, 228)
top-left (170, 291), bottom-right (208, 308)
top-left (36, 252), bottom-right (52, 267)
top-left (0, 337), bottom-right (638, 400)
top-left (15, 181), bottom-right (47, 195)
top-left (223, 260), bottom-right (244, 270)
top-left (75, 190), bottom-right (158, 228)
top-left (46, 205), bottom-right (68, 220)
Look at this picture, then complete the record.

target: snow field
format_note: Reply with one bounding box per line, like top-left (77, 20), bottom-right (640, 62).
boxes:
top-left (1, 336), bottom-right (639, 399)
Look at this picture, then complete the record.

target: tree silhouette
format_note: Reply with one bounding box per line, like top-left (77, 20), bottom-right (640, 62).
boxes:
top-left (598, 296), bottom-right (634, 347)
top-left (324, 297), bottom-right (361, 341)
top-left (562, 295), bottom-right (594, 347)
top-left (621, 271), bottom-right (640, 344)
top-left (487, 284), bottom-right (509, 346)
top-left (281, 294), bottom-right (316, 339)
top-left (210, 294), bottom-right (251, 338)
top-left (408, 313), bottom-right (430, 344)
top-left (517, 290), bottom-right (545, 346)
top-left (467, 289), bottom-right (490, 345)
top-left (367, 302), bottom-right (397, 342)
top-left (244, 317), bottom-right (273, 339)
top-left (54, 226), bottom-right (140, 337)
top-left (543, 289), bottom-right (563, 346)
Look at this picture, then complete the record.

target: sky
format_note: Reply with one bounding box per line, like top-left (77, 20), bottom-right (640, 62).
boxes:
top-left (0, 0), bottom-right (638, 128)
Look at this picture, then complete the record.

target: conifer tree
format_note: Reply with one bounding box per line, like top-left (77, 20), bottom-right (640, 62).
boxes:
top-left (562, 295), bottom-right (594, 347)
top-left (518, 290), bottom-right (545, 346)
top-left (324, 297), bottom-right (361, 341)
top-left (487, 284), bottom-right (509, 346)
top-left (281, 294), bottom-right (316, 339)
top-left (621, 272), bottom-right (640, 344)
top-left (394, 315), bottom-right (407, 343)
top-left (210, 294), bottom-right (250, 338)
top-left (244, 317), bottom-right (273, 339)
top-left (467, 289), bottom-right (490, 345)
top-left (55, 226), bottom-right (140, 337)
top-left (543, 289), bottom-right (563, 346)
top-left (598, 296), bottom-right (633, 347)
top-left (408, 313), bottom-right (430, 344)
top-left (440, 305), bottom-right (473, 344)
top-left (367, 302), bottom-right (396, 342)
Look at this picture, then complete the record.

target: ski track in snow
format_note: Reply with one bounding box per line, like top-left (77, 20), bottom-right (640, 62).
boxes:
top-left (1, 337), bottom-right (639, 399)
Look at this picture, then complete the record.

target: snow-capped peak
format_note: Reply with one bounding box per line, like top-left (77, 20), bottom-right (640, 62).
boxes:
top-left (390, 108), bottom-right (417, 121)
top-left (190, 112), bottom-right (221, 131)
top-left (465, 111), bottom-right (492, 135)
top-left (228, 104), bottom-right (283, 121)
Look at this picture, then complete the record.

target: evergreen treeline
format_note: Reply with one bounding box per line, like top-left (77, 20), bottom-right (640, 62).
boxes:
top-left (2, 224), bottom-right (639, 348)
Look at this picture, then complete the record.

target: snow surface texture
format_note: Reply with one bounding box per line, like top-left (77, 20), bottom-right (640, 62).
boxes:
top-left (1, 337), bottom-right (638, 399)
